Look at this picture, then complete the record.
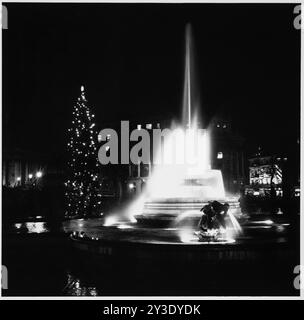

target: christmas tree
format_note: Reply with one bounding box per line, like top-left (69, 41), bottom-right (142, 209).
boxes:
top-left (65, 86), bottom-right (101, 217)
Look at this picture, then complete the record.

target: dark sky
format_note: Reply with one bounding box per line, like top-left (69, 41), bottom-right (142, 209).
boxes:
top-left (2, 3), bottom-right (301, 157)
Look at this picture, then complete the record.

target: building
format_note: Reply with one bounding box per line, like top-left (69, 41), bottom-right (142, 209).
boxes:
top-left (209, 116), bottom-right (246, 196)
top-left (2, 148), bottom-right (64, 189)
top-left (2, 148), bottom-right (45, 188)
top-left (245, 155), bottom-right (285, 197)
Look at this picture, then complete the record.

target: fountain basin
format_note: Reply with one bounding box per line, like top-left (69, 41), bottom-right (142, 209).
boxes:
top-left (136, 199), bottom-right (241, 227)
top-left (69, 232), bottom-right (296, 285)
top-left (69, 218), bottom-right (294, 263)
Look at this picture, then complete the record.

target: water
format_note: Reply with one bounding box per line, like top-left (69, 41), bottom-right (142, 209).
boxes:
top-left (2, 215), bottom-right (299, 296)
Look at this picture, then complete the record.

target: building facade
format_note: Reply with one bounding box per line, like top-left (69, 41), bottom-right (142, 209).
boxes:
top-left (209, 116), bottom-right (246, 196)
top-left (2, 149), bottom-right (45, 188)
top-left (245, 155), bottom-right (285, 197)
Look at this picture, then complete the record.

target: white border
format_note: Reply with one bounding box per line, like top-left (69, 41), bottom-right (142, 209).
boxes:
top-left (0, 0), bottom-right (303, 300)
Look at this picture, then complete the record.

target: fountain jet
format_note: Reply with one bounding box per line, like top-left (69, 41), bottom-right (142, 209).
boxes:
top-left (182, 23), bottom-right (200, 129)
top-left (184, 23), bottom-right (192, 128)
top-left (143, 23), bottom-right (225, 205)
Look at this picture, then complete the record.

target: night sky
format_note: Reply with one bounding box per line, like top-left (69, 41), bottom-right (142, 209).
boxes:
top-left (2, 3), bottom-right (301, 159)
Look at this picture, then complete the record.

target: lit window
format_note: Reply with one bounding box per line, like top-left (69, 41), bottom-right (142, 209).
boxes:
top-left (223, 124), bottom-right (227, 128)
top-left (146, 124), bottom-right (152, 130)
top-left (98, 134), bottom-right (102, 142)
top-left (217, 124), bottom-right (220, 128)
top-left (137, 124), bottom-right (141, 130)
top-left (217, 152), bottom-right (223, 159)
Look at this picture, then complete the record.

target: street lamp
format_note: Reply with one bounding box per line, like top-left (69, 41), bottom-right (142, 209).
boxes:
top-left (36, 171), bottom-right (43, 178)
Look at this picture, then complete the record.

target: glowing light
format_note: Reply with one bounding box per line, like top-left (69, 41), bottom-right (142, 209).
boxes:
top-left (226, 209), bottom-right (242, 233)
top-left (104, 215), bottom-right (118, 226)
top-left (276, 225), bottom-right (285, 233)
top-left (16, 177), bottom-right (21, 181)
top-left (277, 208), bottom-right (283, 214)
top-left (117, 224), bottom-right (133, 229)
top-left (36, 171), bottom-right (43, 178)
top-left (28, 174), bottom-right (33, 179)
top-left (217, 152), bottom-right (223, 159)
top-left (25, 222), bottom-right (47, 234)
top-left (179, 229), bottom-right (196, 243)
top-left (264, 219), bottom-right (274, 225)
top-left (128, 183), bottom-right (135, 189)
top-left (143, 125), bottom-right (225, 201)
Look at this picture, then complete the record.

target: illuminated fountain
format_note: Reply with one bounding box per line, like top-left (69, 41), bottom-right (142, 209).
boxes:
top-left (69, 25), bottom-right (295, 294)
top-left (100, 24), bottom-right (242, 243)
top-left (131, 24), bottom-right (242, 242)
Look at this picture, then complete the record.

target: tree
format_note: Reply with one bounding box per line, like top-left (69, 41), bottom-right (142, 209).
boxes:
top-left (65, 86), bottom-right (101, 217)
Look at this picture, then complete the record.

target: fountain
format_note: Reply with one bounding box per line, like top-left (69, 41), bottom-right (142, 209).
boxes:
top-left (96, 23), bottom-right (243, 242)
top-left (133, 23), bottom-right (241, 242)
top-left (69, 25), bottom-right (294, 281)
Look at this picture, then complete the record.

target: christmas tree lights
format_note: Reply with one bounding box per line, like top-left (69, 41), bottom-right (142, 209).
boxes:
top-left (65, 86), bottom-right (101, 217)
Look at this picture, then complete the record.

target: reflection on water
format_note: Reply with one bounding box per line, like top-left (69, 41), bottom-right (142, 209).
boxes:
top-left (3, 215), bottom-right (297, 296)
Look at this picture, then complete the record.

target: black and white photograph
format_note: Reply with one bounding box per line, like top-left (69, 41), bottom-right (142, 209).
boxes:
top-left (1, 1), bottom-right (302, 300)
